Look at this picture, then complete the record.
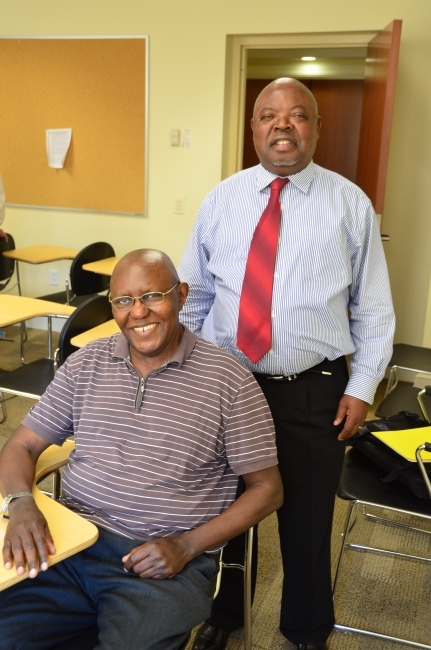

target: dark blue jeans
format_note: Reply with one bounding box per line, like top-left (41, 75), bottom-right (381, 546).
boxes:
top-left (0, 527), bottom-right (218, 650)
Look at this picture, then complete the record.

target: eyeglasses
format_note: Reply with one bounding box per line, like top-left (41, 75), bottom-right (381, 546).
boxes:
top-left (109, 282), bottom-right (179, 311)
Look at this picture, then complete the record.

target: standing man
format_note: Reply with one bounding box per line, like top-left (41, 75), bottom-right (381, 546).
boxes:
top-left (178, 78), bottom-right (395, 650)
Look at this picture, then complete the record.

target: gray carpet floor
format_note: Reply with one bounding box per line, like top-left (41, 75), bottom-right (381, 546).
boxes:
top-left (1, 327), bottom-right (430, 650)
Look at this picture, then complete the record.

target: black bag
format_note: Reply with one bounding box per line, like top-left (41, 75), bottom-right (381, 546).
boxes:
top-left (351, 411), bottom-right (431, 499)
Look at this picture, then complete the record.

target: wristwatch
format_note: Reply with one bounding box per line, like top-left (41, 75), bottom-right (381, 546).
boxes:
top-left (0, 492), bottom-right (34, 518)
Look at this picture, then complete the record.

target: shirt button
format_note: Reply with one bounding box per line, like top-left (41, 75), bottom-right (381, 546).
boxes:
top-left (274, 272), bottom-right (278, 278)
top-left (271, 311), bottom-right (275, 318)
top-left (269, 349), bottom-right (274, 354)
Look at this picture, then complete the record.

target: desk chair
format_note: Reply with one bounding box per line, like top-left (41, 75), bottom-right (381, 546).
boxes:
top-left (384, 343), bottom-right (431, 397)
top-left (376, 384), bottom-right (431, 420)
top-left (39, 242), bottom-right (115, 306)
top-left (333, 447), bottom-right (431, 648)
top-left (0, 233), bottom-right (20, 295)
top-left (0, 295), bottom-right (112, 422)
top-left (0, 233), bottom-right (26, 348)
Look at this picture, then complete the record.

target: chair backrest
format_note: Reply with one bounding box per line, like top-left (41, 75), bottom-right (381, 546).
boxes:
top-left (70, 242), bottom-right (115, 296)
top-left (0, 233), bottom-right (16, 290)
top-left (57, 294), bottom-right (113, 366)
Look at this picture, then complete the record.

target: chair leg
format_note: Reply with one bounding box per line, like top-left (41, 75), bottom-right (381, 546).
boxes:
top-left (0, 391), bottom-right (6, 423)
top-left (333, 500), bottom-right (431, 649)
top-left (243, 527), bottom-right (253, 650)
top-left (363, 508), bottom-right (431, 537)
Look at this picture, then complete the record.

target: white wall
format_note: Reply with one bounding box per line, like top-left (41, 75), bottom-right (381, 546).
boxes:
top-left (1, 0), bottom-right (431, 345)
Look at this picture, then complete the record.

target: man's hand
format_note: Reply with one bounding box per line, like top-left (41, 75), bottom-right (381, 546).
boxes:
top-left (2, 498), bottom-right (56, 578)
top-left (334, 394), bottom-right (369, 441)
top-left (122, 536), bottom-right (190, 579)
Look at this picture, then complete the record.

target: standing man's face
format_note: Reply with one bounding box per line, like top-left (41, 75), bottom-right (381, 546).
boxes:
top-left (251, 82), bottom-right (321, 176)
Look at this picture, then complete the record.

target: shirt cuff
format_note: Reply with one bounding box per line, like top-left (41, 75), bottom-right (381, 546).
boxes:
top-left (232, 455), bottom-right (278, 477)
top-left (344, 374), bottom-right (380, 405)
top-left (21, 415), bottom-right (65, 446)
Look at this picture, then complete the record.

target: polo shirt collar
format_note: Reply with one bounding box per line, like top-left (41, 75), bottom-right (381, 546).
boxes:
top-left (112, 325), bottom-right (197, 369)
top-left (255, 161), bottom-right (316, 194)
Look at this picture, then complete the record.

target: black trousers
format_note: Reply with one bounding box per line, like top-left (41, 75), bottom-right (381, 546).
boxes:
top-left (207, 356), bottom-right (349, 645)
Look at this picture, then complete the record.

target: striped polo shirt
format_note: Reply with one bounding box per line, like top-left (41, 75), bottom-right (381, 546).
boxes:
top-left (23, 327), bottom-right (278, 541)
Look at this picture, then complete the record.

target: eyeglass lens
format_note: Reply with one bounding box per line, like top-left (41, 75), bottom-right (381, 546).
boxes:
top-left (110, 283), bottom-right (179, 311)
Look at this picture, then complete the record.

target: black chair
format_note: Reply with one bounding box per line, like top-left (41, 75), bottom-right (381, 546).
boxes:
top-left (333, 447), bottom-right (431, 648)
top-left (376, 383), bottom-right (431, 420)
top-left (0, 233), bottom-right (19, 294)
top-left (0, 295), bottom-right (112, 422)
top-left (38, 242), bottom-right (115, 306)
top-left (0, 232), bottom-right (27, 350)
top-left (384, 343), bottom-right (431, 396)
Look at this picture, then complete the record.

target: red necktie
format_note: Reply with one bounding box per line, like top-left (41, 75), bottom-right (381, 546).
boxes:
top-left (236, 177), bottom-right (288, 363)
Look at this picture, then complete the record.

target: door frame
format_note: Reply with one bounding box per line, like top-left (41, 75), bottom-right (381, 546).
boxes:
top-left (221, 30), bottom-right (378, 180)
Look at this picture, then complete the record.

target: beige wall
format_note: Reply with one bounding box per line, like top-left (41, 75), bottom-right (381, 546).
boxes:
top-left (1, 0), bottom-right (431, 345)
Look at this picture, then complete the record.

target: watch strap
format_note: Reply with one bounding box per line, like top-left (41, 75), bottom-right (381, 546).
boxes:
top-left (0, 492), bottom-right (34, 518)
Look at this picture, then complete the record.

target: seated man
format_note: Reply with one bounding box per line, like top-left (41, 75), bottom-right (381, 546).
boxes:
top-left (0, 249), bottom-right (283, 650)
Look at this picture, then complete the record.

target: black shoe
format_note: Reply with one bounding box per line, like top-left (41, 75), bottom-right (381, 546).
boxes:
top-left (191, 624), bottom-right (229, 650)
top-left (296, 644), bottom-right (327, 650)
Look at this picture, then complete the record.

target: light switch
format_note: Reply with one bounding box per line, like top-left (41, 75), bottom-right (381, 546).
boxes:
top-left (182, 129), bottom-right (192, 148)
top-left (170, 129), bottom-right (181, 146)
top-left (174, 195), bottom-right (185, 214)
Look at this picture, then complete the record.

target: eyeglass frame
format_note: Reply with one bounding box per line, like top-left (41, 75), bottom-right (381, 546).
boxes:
top-left (109, 282), bottom-right (180, 311)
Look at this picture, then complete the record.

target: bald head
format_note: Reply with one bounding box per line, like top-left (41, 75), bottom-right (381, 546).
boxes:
top-left (109, 249), bottom-right (189, 371)
top-left (111, 249), bottom-right (179, 288)
top-left (253, 78), bottom-right (319, 121)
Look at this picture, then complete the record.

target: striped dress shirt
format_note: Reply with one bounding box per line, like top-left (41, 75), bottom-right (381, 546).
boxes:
top-left (178, 162), bottom-right (395, 404)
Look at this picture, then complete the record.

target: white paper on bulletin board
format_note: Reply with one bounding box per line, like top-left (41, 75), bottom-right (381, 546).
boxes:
top-left (46, 128), bottom-right (72, 168)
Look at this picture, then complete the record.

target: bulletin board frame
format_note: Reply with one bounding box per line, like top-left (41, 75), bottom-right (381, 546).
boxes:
top-left (0, 35), bottom-right (148, 216)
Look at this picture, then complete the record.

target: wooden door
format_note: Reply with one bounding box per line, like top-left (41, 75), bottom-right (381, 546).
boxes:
top-left (355, 20), bottom-right (402, 226)
top-left (310, 80), bottom-right (363, 183)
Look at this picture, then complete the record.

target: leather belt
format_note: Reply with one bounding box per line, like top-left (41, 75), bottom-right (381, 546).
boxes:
top-left (253, 358), bottom-right (338, 382)
top-left (255, 373), bottom-right (301, 382)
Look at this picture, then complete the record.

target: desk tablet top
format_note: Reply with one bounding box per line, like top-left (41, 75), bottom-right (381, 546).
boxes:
top-left (3, 245), bottom-right (79, 264)
top-left (372, 427), bottom-right (431, 462)
top-left (71, 319), bottom-right (120, 348)
top-left (0, 295), bottom-right (75, 327)
top-left (81, 257), bottom-right (120, 276)
top-left (0, 493), bottom-right (98, 591)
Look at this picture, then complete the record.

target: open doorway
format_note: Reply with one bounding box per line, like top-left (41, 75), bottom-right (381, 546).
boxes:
top-left (222, 23), bottom-right (402, 229)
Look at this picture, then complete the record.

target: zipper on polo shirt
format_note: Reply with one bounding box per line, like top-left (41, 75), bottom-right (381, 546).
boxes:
top-left (136, 376), bottom-right (145, 410)
top-left (126, 357), bottom-right (168, 411)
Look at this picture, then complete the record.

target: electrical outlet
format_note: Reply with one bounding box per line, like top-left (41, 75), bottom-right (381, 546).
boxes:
top-left (49, 269), bottom-right (58, 286)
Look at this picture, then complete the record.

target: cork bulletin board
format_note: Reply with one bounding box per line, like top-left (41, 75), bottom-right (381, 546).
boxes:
top-left (0, 36), bottom-right (148, 215)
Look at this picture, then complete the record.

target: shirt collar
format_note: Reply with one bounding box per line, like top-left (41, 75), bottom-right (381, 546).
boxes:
top-left (255, 161), bottom-right (316, 194)
top-left (112, 325), bottom-right (197, 369)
